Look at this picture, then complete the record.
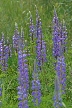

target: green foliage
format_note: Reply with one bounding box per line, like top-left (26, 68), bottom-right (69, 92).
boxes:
top-left (0, 0), bottom-right (72, 108)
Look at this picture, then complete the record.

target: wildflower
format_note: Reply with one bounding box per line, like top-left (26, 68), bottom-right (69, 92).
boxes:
top-left (0, 34), bottom-right (9, 71)
top-left (32, 60), bottom-right (41, 106)
top-left (52, 9), bottom-right (67, 58)
top-left (36, 10), bottom-right (47, 70)
top-left (56, 56), bottom-right (66, 94)
top-left (13, 23), bottom-right (20, 53)
top-left (29, 14), bottom-right (35, 42)
top-left (52, 9), bottom-right (67, 94)
top-left (52, 8), bottom-right (60, 58)
top-left (53, 76), bottom-right (63, 108)
top-left (18, 45), bottom-right (29, 108)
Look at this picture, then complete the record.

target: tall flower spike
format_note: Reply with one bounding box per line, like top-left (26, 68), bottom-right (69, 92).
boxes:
top-left (52, 8), bottom-right (60, 59)
top-left (32, 60), bottom-right (41, 106)
top-left (53, 76), bottom-right (63, 108)
top-left (0, 40), bottom-right (3, 65)
top-left (36, 10), bottom-right (47, 70)
top-left (18, 42), bottom-right (29, 108)
top-left (29, 13), bottom-right (35, 42)
top-left (56, 56), bottom-right (66, 94)
top-left (0, 34), bottom-right (8, 71)
top-left (13, 23), bottom-right (21, 53)
top-left (53, 9), bottom-right (67, 59)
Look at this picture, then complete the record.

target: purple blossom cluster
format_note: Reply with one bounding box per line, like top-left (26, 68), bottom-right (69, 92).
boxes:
top-left (0, 34), bottom-right (11, 107)
top-left (0, 34), bottom-right (11, 71)
top-left (53, 9), bottom-right (67, 107)
top-left (52, 9), bottom-right (67, 58)
top-left (53, 76), bottom-right (63, 108)
top-left (18, 49), bottom-right (29, 108)
top-left (13, 23), bottom-right (21, 53)
top-left (56, 56), bottom-right (66, 94)
top-left (36, 10), bottom-right (47, 70)
top-left (29, 14), bottom-right (35, 42)
top-left (32, 60), bottom-right (41, 106)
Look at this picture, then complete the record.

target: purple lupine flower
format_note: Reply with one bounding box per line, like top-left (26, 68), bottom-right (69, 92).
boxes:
top-left (2, 45), bottom-right (9, 71)
top-left (52, 9), bottom-right (67, 94)
top-left (0, 34), bottom-right (9, 71)
top-left (52, 9), bottom-right (60, 59)
top-left (32, 60), bottom-right (41, 106)
top-left (0, 34), bottom-right (5, 65)
top-left (36, 10), bottom-right (41, 38)
top-left (41, 40), bottom-right (47, 63)
top-left (13, 23), bottom-right (21, 53)
top-left (56, 56), bottom-right (66, 94)
top-left (52, 9), bottom-right (67, 58)
top-left (36, 10), bottom-right (47, 70)
top-left (61, 21), bottom-right (67, 53)
top-left (29, 14), bottom-right (35, 42)
top-left (53, 76), bottom-right (63, 108)
top-left (18, 48), bottom-right (29, 108)
top-left (0, 40), bottom-right (3, 65)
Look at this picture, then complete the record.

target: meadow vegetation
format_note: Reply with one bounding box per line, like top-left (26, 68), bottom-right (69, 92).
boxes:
top-left (0, 0), bottom-right (72, 108)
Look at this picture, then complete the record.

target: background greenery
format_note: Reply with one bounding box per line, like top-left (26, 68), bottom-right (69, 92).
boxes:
top-left (0, 0), bottom-right (72, 108)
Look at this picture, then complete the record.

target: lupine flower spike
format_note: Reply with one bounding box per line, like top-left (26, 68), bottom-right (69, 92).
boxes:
top-left (53, 9), bottom-right (67, 94)
top-left (13, 23), bottom-right (20, 53)
top-left (56, 56), bottom-right (66, 94)
top-left (0, 33), bottom-right (9, 71)
top-left (53, 9), bottom-right (67, 58)
top-left (18, 40), bottom-right (29, 108)
top-left (32, 60), bottom-right (41, 106)
top-left (53, 76), bottom-right (63, 108)
top-left (52, 8), bottom-right (60, 59)
top-left (29, 12), bottom-right (35, 53)
top-left (36, 9), bottom-right (47, 70)
top-left (29, 12), bottom-right (35, 42)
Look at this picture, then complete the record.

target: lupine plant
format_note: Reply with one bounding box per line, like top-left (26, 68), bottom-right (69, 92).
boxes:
top-left (29, 13), bottom-right (35, 54)
top-left (0, 1), bottom-right (70, 107)
top-left (0, 34), bottom-right (9, 71)
top-left (17, 37), bottom-right (29, 108)
top-left (52, 9), bottom-right (67, 94)
top-left (29, 13), bottom-right (35, 42)
top-left (56, 56), bottom-right (66, 94)
top-left (36, 9), bottom-right (47, 70)
top-left (32, 60), bottom-right (41, 106)
top-left (52, 9), bottom-right (67, 58)
top-left (13, 23), bottom-right (21, 53)
top-left (53, 76), bottom-right (63, 108)
top-left (52, 8), bottom-right (60, 59)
